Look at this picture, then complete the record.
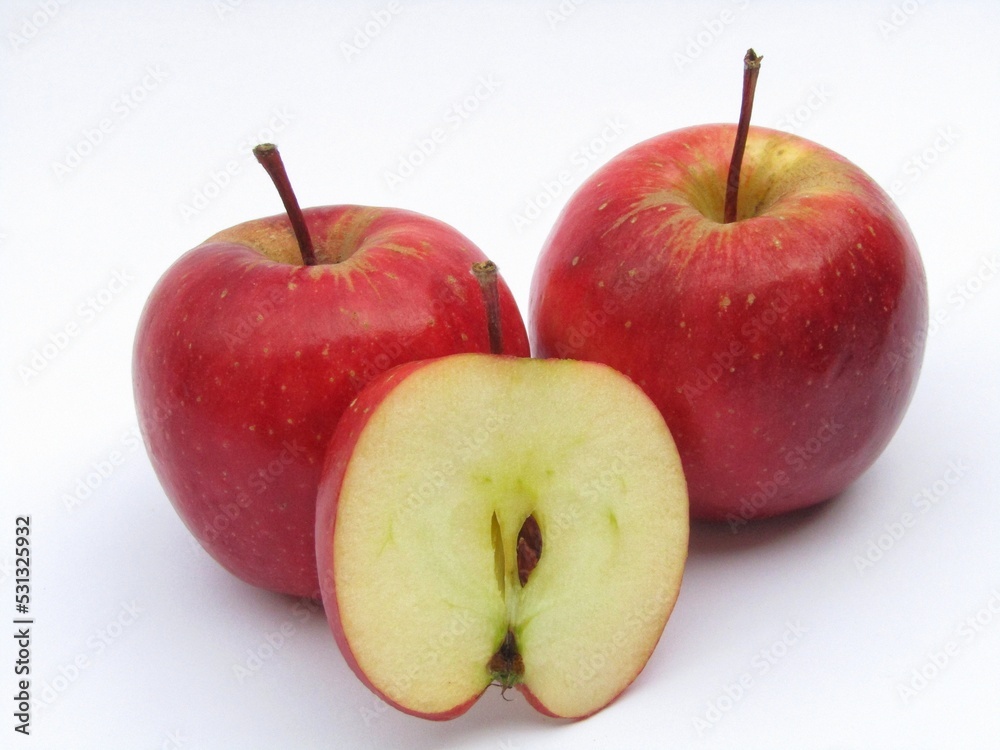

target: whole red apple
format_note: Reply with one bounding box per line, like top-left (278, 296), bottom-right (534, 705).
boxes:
top-left (530, 53), bottom-right (927, 526)
top-left (134, 145), bottom-right (529, 597)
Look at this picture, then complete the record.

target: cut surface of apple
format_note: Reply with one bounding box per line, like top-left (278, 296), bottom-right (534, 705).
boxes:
top-left (316, 354), bottom-right (689, 720)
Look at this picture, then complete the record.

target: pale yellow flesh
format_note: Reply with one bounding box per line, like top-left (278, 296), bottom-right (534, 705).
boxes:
top-left (333, 355), bottom-right (688, 718)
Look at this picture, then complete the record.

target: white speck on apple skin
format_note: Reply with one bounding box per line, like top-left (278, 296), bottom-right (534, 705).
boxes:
top-left (288, 282), bottom-right (297, 290)
top-left (868, 225), bottom-right (876, 236)
top-left (598, 202), bottom-right (609, 211)
top-left (220, 289), bottom-right (228, 299)
top-left (572, 256), bottom-right (580, 266)
top-left (719, 295), bottom-right (731, 309)
top-left (747, 293), bottom-right (756, 305)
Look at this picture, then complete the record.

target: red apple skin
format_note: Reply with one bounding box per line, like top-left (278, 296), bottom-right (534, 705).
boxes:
top-left (530, 124), bottom-right (928, 525)
top-left (316, 359), bottom-right (487, 720)
top-left (134, 206), bottom-right (529, 598)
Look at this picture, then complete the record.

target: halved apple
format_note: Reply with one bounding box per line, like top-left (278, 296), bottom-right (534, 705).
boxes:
top-left (315, 353), bottom-right (689, 720)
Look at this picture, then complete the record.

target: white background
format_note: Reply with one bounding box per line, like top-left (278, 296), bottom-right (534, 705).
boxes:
top-left (2, 1), bottom-right (999, 748)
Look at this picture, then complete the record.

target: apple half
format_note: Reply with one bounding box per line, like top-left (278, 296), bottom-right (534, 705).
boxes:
top-left (316, 353), bottom-right (689, 720)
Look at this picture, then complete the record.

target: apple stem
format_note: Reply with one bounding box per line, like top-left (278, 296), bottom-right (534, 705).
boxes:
top-left (252, 143), bottom-right (318, 266)
top-left (472, 261), bottom-right (504, 355)
top-left (723, 49), bottom-right (763, 224)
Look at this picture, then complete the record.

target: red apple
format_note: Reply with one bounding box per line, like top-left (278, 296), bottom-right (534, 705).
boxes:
top-left (530, 52), bottom-right (928, 527)
top-left (133, 145), bottom-right (529, 597)
top-left (315, 352), bottom-right (689, 720)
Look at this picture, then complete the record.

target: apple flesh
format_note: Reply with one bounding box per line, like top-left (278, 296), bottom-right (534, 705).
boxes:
top-left (133, 206), bottom-right (529, 597)
top-left (316, 354), bottom-right (689, 719)
top-left (530, 124), bottom-right (928, 525)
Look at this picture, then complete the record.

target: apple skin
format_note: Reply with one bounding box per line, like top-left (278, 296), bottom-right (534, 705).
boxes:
top-left (134, 206), bottom-right (529, 598)
top-left (530, 124), bottom-right (928, 525)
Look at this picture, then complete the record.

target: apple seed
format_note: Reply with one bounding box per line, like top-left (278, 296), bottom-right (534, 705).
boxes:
top-left (516, 514), bottom-right (542, 586)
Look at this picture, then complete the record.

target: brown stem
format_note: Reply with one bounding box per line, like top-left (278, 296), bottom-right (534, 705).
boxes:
top-left (472, 260), bottom-right (503, 355)
top-left (252, 143), bottom-right (318, 266)
top-left (724, 49), bottom-right (763, 224)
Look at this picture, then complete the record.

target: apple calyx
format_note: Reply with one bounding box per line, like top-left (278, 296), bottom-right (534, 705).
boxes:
top-left (489, 629), bottom-right (525, 694)
top-left (723, 48), bottom-right (763, 224)
top-left (252, 143), bottom-right (318, 266)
